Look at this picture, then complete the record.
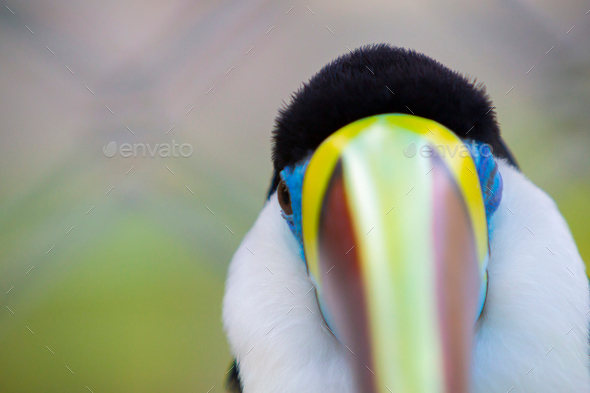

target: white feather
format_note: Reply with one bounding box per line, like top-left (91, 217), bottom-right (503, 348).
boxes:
top-left (223, 160), bottom-right (589, 393)
top-left (472, 160), bottom-right (590, 392)
top-left (222, 195), bottom-right (354, 393)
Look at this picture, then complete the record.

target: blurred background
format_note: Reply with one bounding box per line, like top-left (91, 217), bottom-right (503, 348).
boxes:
top-left (0, 0), bottom-right (588, 391)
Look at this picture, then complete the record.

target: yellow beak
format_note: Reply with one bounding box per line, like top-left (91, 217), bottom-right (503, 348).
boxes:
top-left (302, 114), bottom-right (489, 393)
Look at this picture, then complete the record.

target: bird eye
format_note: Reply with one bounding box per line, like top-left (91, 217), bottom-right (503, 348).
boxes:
top-left (277, 180), bottom-right (293, 215)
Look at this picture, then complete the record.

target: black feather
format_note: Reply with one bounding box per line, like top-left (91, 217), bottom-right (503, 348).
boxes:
top-left (225, 359), bottom-right (243, 393)
top-left (269, 44), bottom-right (518, 194)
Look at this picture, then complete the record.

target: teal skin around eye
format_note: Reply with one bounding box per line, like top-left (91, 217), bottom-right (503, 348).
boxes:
top-left (280, 160), bottom-right (309, 259)
top-left (465, 140), bottom-right (503, 233)
top-left (465, 140), bottom-right (502, 318)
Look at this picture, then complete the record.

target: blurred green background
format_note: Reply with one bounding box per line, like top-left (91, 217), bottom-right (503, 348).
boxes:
top-left (0, 0), bottom-right (588, 391)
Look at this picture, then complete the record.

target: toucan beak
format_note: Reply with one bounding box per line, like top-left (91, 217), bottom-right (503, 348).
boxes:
top-left (302, 114), bottom-right (489, 393)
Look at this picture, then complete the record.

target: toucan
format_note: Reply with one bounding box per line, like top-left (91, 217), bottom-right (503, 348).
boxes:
top-left (222, 44), bottom-right (589, 393)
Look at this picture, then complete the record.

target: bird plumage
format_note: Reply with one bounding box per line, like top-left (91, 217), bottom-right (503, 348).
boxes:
top-left (223, 44), bottom-right (589, 392)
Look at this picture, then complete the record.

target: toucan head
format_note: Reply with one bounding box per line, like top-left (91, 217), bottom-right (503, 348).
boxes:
top-left (267, 44), bottom-right (515, 393)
